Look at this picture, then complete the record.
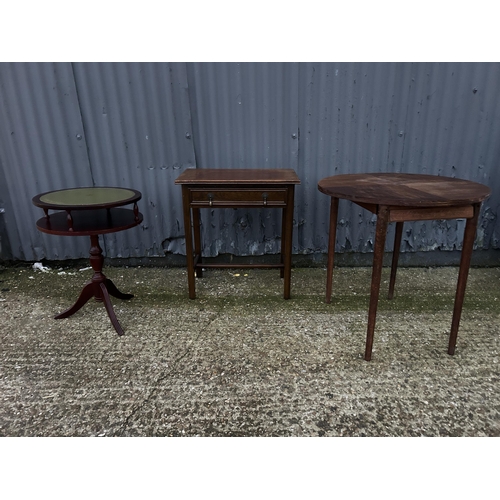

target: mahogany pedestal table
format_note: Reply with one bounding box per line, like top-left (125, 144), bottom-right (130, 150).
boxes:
top-left (175, 168), bottom-right (300, 299)
top-left (318, 173), bottom-right (491, 361)
top-left (32, 187), bottom-right (143, 336)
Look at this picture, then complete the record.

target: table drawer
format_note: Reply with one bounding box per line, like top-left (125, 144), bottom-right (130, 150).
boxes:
top-left (190, 188), bottom-right (288, 207)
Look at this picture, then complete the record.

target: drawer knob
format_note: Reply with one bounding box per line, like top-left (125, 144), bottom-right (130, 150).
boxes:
top-left (208, 193), bottom-right (214, 207)
top-left (262, 193), bottom-right (268, 206)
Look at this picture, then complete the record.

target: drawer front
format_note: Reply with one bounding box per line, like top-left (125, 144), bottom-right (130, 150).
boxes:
top-left (190, 188), bottom-right (288, 207)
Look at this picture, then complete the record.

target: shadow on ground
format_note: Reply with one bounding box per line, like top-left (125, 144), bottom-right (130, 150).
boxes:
top-left (1, 264), bottom-right (499, 436)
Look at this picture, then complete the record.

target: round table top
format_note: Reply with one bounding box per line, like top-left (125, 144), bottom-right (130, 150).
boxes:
top-left (32, 187), bottom-right (141, 210)
top-left (318, 173), bottom-right (491, 207)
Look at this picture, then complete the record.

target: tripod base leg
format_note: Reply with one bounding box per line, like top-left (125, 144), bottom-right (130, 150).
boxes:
top-left (105, 278), bottom-right (134, 300)
top-left (55, 282), bottom-right (94, 319)
top-left (100, 283), bottom-right (125, 336)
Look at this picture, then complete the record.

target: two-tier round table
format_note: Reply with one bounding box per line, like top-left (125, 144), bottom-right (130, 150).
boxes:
top-left (32, 187), bottom-right (143, 336)
top-left (318, 173), bottom-right (491, 361)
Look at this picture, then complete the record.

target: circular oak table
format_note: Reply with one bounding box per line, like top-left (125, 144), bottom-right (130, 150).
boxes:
top-left (318, 173), bottom-right (491, 361)
top-left (32, 187), bottom-right (143, 336)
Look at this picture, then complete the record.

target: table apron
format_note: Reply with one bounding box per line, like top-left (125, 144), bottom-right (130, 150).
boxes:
top-left (388, 205), bottom-right (474, 222)
top-left (189, 188), bottom-right (289, 207)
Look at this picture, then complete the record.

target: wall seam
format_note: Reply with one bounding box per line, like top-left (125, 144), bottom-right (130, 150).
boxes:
top-left (70, 62), bottom-right (95, 185)
top-left (185, 63), bottom-right (199, 170)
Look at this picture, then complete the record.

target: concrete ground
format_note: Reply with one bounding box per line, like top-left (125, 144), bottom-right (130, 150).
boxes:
top-left (0, 262), bottom-right (499, 436)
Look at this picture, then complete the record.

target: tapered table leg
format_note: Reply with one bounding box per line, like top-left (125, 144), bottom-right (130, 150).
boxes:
top-left (280, 205), bottom-right (287, 279)
top-left (193, 207), bottom-right (203, 278)
top-left (448, 204), bottom-right (480, 355)
top-left (182, 185), bottom-right (196, 299)
top-left (283, 186), bottom-right (295, 299)
top-left (365, 205), bottom-right (389, 361)
top-left (388, 221), bottom-right (404, 300)
top-left (325, 197), bottom-right (339, 304)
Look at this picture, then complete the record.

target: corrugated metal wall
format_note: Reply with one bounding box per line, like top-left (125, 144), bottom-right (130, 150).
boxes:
top-left (297, 62), bottom-right (500, 257)
top-left (0, 63), bottom-right (93, 260)
top-left (187, 62), bottom-right (299, 256)
top-left (71, 62), bottom-right (195, 259)
top-left (0, 62), bottom-right (499, 262)
top-left (0, 62), bottom-right (196, 260)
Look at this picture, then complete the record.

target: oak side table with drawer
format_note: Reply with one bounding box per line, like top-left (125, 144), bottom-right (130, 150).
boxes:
top-left (175, 168), bottom-right (301, 299)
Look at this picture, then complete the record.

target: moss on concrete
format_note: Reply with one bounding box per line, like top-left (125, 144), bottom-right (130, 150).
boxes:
top-left (1, 263), bottom-right (499, 437)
